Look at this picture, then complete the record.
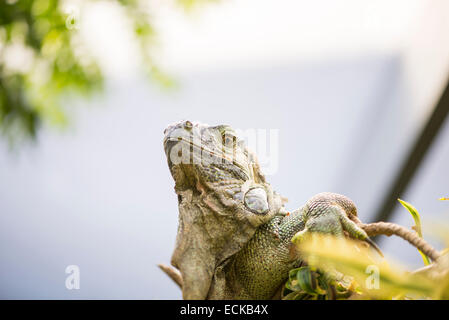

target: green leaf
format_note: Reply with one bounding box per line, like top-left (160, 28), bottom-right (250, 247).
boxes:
top-left (296, 267), bottom-right (326, 295)
top-left (282, 291), bottom-right (310, 300)
top-left (398, 199), bottom-right (432, 266)
top-left (285, 268), bottom-right (302, 291)
top-left (296, 267), bottom-right (315, 294)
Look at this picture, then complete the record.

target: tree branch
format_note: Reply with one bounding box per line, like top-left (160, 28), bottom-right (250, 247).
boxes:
top-left (360, 221), bottom-right (441, 262)
top-left (158, 263), bottom-right (183, 289)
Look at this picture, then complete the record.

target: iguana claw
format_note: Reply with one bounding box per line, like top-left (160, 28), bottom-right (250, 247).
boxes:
top-left (292, 192), bottom-right (383, 257)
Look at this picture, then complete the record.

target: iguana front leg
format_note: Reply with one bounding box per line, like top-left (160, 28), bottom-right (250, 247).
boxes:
top-left (219, 192), bottom-right (380, 300)
top-left (292, 192), bottom-right (381, 255)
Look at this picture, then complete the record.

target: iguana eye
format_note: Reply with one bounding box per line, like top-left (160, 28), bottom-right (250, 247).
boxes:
top-left (222, 133), bottom-right (236, 147)
top-left (244, 187), bottom-right (269, 215)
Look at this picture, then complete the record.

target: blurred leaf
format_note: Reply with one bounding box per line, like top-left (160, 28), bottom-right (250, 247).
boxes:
top-left (295, 234), bottom-right (436, 299)
top-left (398, 199), bottom-right (432, 266)
top-left (412, 251), bottom-right (449, 299)
top-left (177, 0), bottom-right (219, 10)
top-left (0, 0), bottom-right (212, 143)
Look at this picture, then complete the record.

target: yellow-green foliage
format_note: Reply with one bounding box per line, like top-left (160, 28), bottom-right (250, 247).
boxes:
top-left (284, 199), bottom-right (449, 300)
top-left (398, 199), bottom-right (431, 265)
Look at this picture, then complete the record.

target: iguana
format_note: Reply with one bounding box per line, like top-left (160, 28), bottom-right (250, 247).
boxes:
top-left (161, 120), bottom-right (439, 300)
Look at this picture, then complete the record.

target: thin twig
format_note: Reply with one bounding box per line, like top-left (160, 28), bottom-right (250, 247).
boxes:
top-left (359, 221), bottom-right (441, 262)
top-left (158, 263), bottom-right (183, 289)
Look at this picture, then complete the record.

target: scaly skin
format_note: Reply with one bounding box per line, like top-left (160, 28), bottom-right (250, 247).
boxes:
top-left (223, 211), bottom-right (305, 299)
top-left (224, 192), bottom-right (377, 299)
top-left (163, 121), bottom-right (376, 300)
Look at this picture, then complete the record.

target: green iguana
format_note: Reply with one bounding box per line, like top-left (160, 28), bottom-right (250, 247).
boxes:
top-left (160, 120), bottom-right (439, 300)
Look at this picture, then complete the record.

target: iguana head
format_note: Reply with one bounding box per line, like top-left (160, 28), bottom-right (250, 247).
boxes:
top-left (163, 120), bottom-right (284, 299)
top-left (164, 120), bottom-right (274, 216)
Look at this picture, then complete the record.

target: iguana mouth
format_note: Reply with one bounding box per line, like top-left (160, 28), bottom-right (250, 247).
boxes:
top-left (164, 136), bottom-right (249, 174)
